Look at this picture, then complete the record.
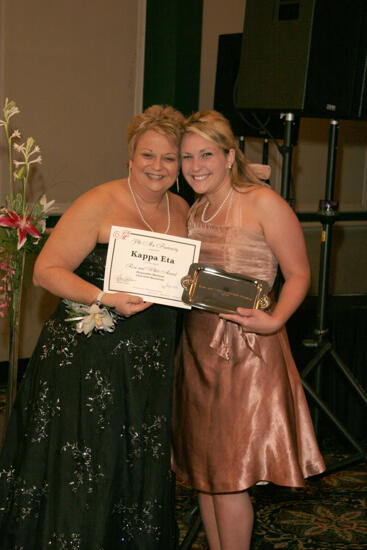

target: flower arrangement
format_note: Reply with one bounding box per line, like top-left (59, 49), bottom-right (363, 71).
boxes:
top-left (0, 97), bottom-right (54, 429)
top-left (0, 99), bottom-right (54, 311)
top-left (0, 99), bottom-right (54, 316)
top-left (64, 300), bottom-right (122, 337)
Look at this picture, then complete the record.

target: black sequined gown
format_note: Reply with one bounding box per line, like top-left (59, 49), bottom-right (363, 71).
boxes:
top-left (0, 244), bottom-right (178, 550)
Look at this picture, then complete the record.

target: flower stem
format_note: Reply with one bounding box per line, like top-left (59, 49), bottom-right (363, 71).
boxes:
top-left (5, 125), bottom-right (13, 204)
top-left (4, 249), bottom-right (26, 429)
top-left (22, 165), bottom-right (29, 213)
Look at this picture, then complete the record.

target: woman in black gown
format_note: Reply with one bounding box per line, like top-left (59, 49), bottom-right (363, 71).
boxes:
top-left (0, 105), bottom-right (188, 549)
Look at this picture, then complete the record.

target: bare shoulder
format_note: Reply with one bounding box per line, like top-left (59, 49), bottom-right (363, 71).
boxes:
top-left (240, 185), bottom-right (295, 217)
top-left (234, 185), bottom-right (300, 237)
top-left (238, 184), bottom-right (282, 204)
top-left (60, 179), bottom-right (126, 221)
top-left (81, 178), bottom-right (127, 207)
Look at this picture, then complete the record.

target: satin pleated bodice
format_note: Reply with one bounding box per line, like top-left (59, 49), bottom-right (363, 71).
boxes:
top-left (188, 193), bottom-right (278, 288)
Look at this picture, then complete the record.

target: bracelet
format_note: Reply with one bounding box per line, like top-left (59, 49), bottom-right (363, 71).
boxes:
top-left (95, 290), bottom-right (105, 307)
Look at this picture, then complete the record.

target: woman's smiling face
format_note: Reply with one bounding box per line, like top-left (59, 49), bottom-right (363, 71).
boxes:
top-left (181, 132), bottom-right (234, 198)
top-left (129, 129), bottom-right (179, 194)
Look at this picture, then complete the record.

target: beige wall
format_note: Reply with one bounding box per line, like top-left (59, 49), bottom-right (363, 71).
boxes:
top-left (0, 0), bottom-right (145, 360)
top-left (1, 0), bottom-right (144, 210)
top-left (200, 0), bottom-right (367, 296)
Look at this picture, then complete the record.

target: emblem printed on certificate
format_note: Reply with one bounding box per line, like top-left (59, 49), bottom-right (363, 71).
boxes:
top-left (103, 226), bottom-right (201, 309)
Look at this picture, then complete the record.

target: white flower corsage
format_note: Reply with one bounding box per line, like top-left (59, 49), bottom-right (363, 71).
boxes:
top-left (64, 299), bottom-right (122, 337)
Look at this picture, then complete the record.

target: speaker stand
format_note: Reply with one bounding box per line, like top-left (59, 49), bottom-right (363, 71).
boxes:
top-left (280, 112), bottom-right (297, 200)
top-left (178, 504), bottom-right (202, 550)
top-left (237, 133), bottom-right (270, 166)
top-left (301, 119), bottom-right (367, 474)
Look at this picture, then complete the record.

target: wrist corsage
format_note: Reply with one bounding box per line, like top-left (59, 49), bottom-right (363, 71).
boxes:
top-left (64, 299), bottom-right (123, 337)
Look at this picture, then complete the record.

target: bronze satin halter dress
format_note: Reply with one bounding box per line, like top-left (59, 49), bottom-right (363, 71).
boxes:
top-left (171, 184), bottom-right (325, 493)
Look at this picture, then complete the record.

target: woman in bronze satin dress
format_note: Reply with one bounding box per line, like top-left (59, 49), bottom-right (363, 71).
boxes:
top-left (171, 110), bottom-right (325, 550)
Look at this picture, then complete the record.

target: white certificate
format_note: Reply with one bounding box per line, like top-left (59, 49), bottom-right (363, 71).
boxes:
top-left (103, 226), bottom-right (201, 309)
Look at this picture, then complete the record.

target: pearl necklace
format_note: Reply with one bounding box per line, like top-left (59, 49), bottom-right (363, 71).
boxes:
top-left (128, 176), bottom-right (171, 234)
top-left (201, 188), bottom-right (233, 223)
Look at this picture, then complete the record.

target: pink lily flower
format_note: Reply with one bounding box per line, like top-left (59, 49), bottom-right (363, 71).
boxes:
top-left (0, 210), bottom-right (40, 249)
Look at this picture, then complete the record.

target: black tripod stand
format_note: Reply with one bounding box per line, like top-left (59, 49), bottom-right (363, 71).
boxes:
top-left (299, 119), bottom-right (367, 473)
top-left (279, 115), bottom-right (367, 472)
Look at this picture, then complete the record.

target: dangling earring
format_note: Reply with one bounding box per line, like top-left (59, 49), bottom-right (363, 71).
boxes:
top-left (176, 175), bottom-right (180, 193)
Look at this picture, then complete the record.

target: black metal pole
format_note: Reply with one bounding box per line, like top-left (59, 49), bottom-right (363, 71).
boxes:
top-left (262, 137), bottom-right (269, 165)
top-left (325, 120), bottom-right (338, 201)
top-left (315, 120), bottom-right (339, 342)
top-left (280, 112), bottom-right (295, 200)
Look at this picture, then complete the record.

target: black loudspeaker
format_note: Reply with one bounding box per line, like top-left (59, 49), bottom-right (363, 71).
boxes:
top-left (235, 0), bottom-right (367, 120)
top-left (214, 33), bottom-right (287, 139)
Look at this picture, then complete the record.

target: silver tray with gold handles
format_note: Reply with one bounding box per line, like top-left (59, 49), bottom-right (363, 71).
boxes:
top-left (181, 263), bottom-right (270, 314)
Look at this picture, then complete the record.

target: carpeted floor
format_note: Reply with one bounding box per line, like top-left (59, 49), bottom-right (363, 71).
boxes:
top-left (176, 441), bottom-right (367, 549)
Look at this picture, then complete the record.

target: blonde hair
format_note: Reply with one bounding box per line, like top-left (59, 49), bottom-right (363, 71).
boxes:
top-left (127, 105), bottom-right (185, 160)
top-left (184, 110), bottom-right (265, 188)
